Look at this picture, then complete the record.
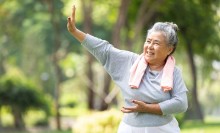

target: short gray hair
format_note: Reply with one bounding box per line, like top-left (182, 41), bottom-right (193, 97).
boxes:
top-left (147, 22), bottom-right (179, 55)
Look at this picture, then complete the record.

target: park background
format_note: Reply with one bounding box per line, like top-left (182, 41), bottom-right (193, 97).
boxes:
top-left (0, 0), bottom-right (220, 133)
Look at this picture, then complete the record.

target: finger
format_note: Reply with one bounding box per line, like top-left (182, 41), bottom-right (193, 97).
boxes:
top-left (67, 17), bottom-right (71, 22)
top-left (121, 107), bottom-right (133, 113)
top-left (122, 106), bottom-right (136, 111)
top-left (132, 100), bottom-right (142, 105)
top-left (67, 17), bottom-right (71, 27)
top-left (71, 5), bottom-right (76, 20)
top-left (163, 89), bottom-right (169, 92)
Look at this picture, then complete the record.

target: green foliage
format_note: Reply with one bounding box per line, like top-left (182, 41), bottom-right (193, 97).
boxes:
top-left (159, 0), bottom-right (220, 76)
top-left (0, 72), bottom-right (51, 128)
top-left (181, 117), bottom-right (220, 133)
top-left (72, 109), bottom-right (122, 133)
top-left (24, 110), bottom-right (50, 127)
top-left (0, 0), bottom-right (219, 129)
top-left (0, 74), bottom-right (51, 116)
top-left (199, 79), bottom-right (220, 115)
top-left (175, 113), bottom-right (185, 127)
top-left (1, 130), bottom-right (72, 133)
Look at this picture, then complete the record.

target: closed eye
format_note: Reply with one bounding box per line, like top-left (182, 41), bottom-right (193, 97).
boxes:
top-left (146, 40), bottom-right (151, 44)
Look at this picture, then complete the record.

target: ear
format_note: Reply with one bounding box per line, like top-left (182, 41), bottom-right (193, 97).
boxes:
top-left (167, 46), bottom-right (174, 55)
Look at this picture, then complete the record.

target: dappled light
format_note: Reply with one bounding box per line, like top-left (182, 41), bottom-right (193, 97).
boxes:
top-left (0, 0), bottom-right (220, 133)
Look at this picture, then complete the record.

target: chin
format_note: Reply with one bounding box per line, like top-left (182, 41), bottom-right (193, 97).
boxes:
top-left (144, 56), bottom-right (151, 63)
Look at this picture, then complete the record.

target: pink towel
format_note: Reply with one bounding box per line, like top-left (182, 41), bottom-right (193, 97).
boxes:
top-left (129, 54), bottom-right (175, 92)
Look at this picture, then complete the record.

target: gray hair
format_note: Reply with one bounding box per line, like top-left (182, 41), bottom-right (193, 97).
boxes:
top-left (147, 22), bottom-right (179, 55)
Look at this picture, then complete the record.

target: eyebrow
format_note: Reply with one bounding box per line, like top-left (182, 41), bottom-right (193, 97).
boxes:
top-left (147, 38), bottom-right (161, 43)
top-left (154, 40), bottom-right (160, 43)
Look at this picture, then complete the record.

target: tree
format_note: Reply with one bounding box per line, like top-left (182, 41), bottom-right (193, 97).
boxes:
top-left (0, 0), bottom-right (74, 130)
top-left (159, 0), bottom-right (220, 121)
top-left (43, 0), bottom-right (64, 130)
top-left (81, 0), bottom-right (96, 110)
top-left (1, 0), bottom-right (219, 128)
top-left (0, 75), bottom-right (50, 129)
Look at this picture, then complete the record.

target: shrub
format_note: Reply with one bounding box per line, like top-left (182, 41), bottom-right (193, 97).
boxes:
top-left (72, 109), bottom-right (122, 133)
top-left (0, 75), bottom-right (50, 129)
top-left (175, 113), bottom-right (185, 127)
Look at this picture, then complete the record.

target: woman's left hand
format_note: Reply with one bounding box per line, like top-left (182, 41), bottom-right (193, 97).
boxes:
top-left (121, 100), bottom-right (148, 113)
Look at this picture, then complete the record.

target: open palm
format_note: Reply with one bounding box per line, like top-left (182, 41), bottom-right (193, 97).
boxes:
top-left (67, 5), bottom-right (76, 33)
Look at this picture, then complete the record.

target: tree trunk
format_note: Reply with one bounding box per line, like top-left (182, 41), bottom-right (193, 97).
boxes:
top-left (184, 37), bottom-right (204, 121)
top-left (0, 55), bottom-right (6, 128)
top-left (86, 52), bottom-right (95, 109)
top-left (0, 56), bottom-right (5, 75)
top-left (45, 0), bottom-right (63, 130)
top-left (99, 71), bottom-right (111, 110)
top-left (81, 0), bottom-right (95, 109)
top-left (53, 59), bottom-right (62, 130)
top-left (126, 0), bottom-right (164, 51)
top-left (12, 106), bottom-right (25, 129)
top-left (112, 0), bottom-right (131, 48)
top-left (0, 107), bottom-right (2, 129)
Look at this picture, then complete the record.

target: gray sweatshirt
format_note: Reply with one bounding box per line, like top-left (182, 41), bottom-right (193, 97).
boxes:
top-left (81, 34), bottom-right (188, 127)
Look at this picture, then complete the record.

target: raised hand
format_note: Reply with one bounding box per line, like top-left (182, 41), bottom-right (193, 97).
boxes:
top-left (67, 5), bottom-right (77, 34)
top-left (67, 5), bottom-right (86, 43)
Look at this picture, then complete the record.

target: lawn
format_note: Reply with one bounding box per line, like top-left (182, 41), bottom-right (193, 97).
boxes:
top-left (1, 130), bottom-right (72, 133)
top-left (3, 117), bottom-right (220, 133)
top-left (181, 117), bottom-right (220, 133)
top-left (4, 123), bottom-right (220, 133)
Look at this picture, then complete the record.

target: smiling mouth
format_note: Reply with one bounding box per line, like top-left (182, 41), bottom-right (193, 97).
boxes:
top-left (146, 51), bottom-right (154, 56)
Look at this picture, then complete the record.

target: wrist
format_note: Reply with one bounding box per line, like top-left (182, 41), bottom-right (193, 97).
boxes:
top-left (69, 28), bottom-right (86, 43)
top-left (144, 103), bottom-right (163, 115)
top-left (70, 28), bottom-right (77, 35)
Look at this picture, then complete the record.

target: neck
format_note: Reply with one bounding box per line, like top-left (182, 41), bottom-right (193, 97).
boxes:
top-left (149, 62), bottom-right (165, 71)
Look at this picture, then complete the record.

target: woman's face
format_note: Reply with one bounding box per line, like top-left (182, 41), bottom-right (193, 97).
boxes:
top-left (143, 31), bottom-right (173, 65)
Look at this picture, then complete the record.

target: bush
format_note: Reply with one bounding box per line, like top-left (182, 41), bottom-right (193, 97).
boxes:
top-left (72, 109), bottom-right (122, 133)
top-left (175, 113), bottom-right (185, 127)
top-left (0, 75), bottom-right (50, 129)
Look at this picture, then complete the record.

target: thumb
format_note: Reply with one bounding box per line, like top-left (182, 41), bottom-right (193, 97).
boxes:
top-left (132, 100), bottom-right (142, 105)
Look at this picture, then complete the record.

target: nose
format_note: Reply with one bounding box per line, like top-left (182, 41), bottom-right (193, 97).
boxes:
top-left (144, 42), bottom-right (153, 53)
top-left (147, 42), bottom-right (154, 49)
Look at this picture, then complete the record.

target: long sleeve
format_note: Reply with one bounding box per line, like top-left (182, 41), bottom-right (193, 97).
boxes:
top-left (159, 68), bottom-right (188, 115)
top-left (81, 34), bottom-right (137, 81)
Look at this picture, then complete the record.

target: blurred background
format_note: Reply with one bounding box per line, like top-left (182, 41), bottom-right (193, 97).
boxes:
top-left (0, 0), bottom-right (220, 133)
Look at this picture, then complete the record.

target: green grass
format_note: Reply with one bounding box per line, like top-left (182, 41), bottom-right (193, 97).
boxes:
top-left (3, 130), bottom-right (72, 133)
top-left (5, 121), bottom-right (220, 133)
top-left (3, 117), bottom-right (220, 133)
top-left (181, 117), bottom-right (220, 133)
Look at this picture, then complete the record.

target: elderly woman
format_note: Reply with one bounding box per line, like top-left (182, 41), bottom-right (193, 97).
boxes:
top-left (67, 5), bottom-right (188, 133)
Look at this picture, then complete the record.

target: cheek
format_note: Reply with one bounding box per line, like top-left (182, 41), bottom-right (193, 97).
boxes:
top-left (156, 48), bottom-right (169, 56)
top-left (155, 48), bottom-right (165, 55)
top-left (163, 47), bottom-right (171, 55)
top-left (143, 45), bottom-right (147, 52)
